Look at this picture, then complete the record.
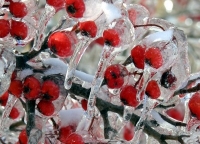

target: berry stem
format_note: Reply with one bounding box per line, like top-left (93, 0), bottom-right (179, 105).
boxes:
top-left (134, 24), bottom-right (165, 31)
top-left (26, 100), bottom-right (36, 137)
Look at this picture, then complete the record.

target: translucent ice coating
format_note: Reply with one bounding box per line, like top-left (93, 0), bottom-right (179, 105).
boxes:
top-left (0, 49), bottom-right (16, 96)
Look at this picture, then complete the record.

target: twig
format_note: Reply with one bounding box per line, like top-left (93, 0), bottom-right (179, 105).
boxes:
top-left (174, 83), bottom-right (200, 96)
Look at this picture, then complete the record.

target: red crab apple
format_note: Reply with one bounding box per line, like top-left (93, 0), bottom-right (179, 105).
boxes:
top-left (41, 80), bottom-right (59, 101)
top-left (78, 21), bottom-right (97, 38)
top-left (37, 100), bottom-right (55, 116)
top-left (81, 99), bottom-right (88, 111)
top-left (23, 76), bottom-right (41, 100)
top-left (8, 80), bottom-right (23, 98)
top-left (103, 29), bottom-right (120, 47)
top-left (120, 85), bottom-right (139, 107)
top-left (104, 64), bottom-right (128, 89)
top-left (145, 80), bottom-right (161, 99)
top-left (10, 20), bottom-right (28, 40)
top-left (9, 107), bottom-right (20, 119)
top-left (166, 108), bottom-right (184, 121)
top-left (18, 130), bottom-right (28, 144)
top-left (66, 0), bottom-right (85, 18)
top-left (46, 0), bottom-right (65, 10)
top-left (65, 133), bottom-right (84, 144)
top-left (0, 91), bottom-right (9, 106)
top-left (189, 92), bottom-right (200, 120)
top-left (160, 69), bottom-right (177, 89)
top-left (48, 31), bottom-right (73, 58)
top-left (9, 1), bottom-right (28, 18)
top-left (0, 19), bottom-right (10, 38)
top-left (131, 45), bottom-right (145, 69)
top-left (123, 122), bottom-right (134, 141)
top-left (145, 47), bottom-right (163, 69)
top-left (58, 125), bottom-right (76, 143)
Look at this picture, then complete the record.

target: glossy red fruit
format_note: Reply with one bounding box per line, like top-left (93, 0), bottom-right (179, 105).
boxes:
top-left (0, 91), bottom-right (9, 106)
top-left (48, 31), bottom-right (73, 57)
top-left (103, 29), bottom-right (120, 47)
top-left (37, 100), bottom-right (54, 116)
top-left (120, 85), bottom-right (139, 107)
top-left (9, 80), bottom-right (23, 98)
top-left (145, 80), bottom-right (160, 99)
top-left (46, 0), bottom-right (65, 9)
top-left (0, 19), bottom-right (10, 38)
top-left (123, 123), bottom-right (134, 141)
top-left (65, 133), bottom-right (84, 144)
top-left (131, 45), bottom-right (145, 69)
top-left (41, 80), bottom-right (59, 101)
top-left (145, 47), bottom-right (163, 69)
top-left (9, 2), bottom-right (28, 18)
top-left (23, 76), bottom-right (41, 100)
top-left (10, 20), bottom-right (28, 40)
top-left (189, 92), bottom-right (200, 119)
top-left (79, 21), bottom-right (97, 38)
top-left (81, 99), bottom-right (87, 111)
top-left (9, 107), bottom-right (20, 119)
top-left (166, 108), bottom-right (184, 121)
top-left (18, 130), bottom-right (28, 144)
top-left (104, 64), bottom-right (128, 89)
top-left (160, 69), bottom-right (177, 89)
top-left (66, 0), bottom-right (85, 18)
top-left (58, 125), bottom-right (75, 143)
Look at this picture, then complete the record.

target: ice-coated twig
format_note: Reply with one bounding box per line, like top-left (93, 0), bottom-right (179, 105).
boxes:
top-left (28, 128), bottom-right (42, 144)
top-left (0, 94), bottom-right (18, 135)
top-left (33, 4), bottom-right (55, 51)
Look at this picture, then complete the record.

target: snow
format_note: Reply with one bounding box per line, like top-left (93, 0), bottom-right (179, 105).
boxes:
top-left (19, 69), bottom-right (33, 80)
top-left (42, 58), bottom-right (94, 82)
top-left (58, 108), bottom-right (84, 128)
top-left (101, 2), bottom-right (122, 24)
top-left (144, 29), bottom-right (174, 44)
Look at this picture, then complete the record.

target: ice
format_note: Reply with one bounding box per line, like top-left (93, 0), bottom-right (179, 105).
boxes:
top-left (33, 4), bottom-right (55, 51)
top-left (19, 69), bottom-right (33, 80)
top-left (101, 2), bottom-right (122, 24)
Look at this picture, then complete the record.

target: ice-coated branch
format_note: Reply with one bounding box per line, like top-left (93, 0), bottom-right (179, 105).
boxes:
top-left (174, 83), bottom-right (200, 96)
top-left (69, 82), bottom-right (188, 143)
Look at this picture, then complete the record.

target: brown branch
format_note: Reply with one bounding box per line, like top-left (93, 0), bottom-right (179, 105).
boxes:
top-left (174, 83), bottom-right (200, 96)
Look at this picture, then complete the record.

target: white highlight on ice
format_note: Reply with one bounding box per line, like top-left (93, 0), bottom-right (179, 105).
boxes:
top-left (151, 110), bottom-right (176, 130)
top-left (58, 108), bottom-right (84, 128)
top-left (101, 2), bottom-right (122, 24)
top-left (0, 60), bottom-right (4, 76)
top-left (164, 0), bottom-right (173, 13)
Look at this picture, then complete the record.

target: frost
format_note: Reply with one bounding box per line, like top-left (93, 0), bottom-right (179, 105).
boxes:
top-left (101, 2), bottom-right (122, 24)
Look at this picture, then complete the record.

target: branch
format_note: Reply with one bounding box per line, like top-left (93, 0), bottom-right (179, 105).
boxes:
top-left (174, 83), bottom-right (200, 96)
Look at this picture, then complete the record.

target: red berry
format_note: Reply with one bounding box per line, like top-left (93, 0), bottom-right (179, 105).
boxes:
top-left (18, 130), bottom-right (28, 144)
top-left (160, 69), bottom-right (177, 89)
top-left (9, 2), bottom-right (28, 18)
top-left (0, 91), bottom-right (9, 106)
top-left (8, 80), bottom-right (23, 98)
top-left (189, 92), bottom-right (200, 119)
top-left (104, 64), bottom-right (128, 89)
top-left (48, 31), bottom-right (73, 58)
top-left (9, 107), bottom-right (20, 119)
top-left (0, 19), bottom-right (10, 38)
top-left (58, 125), bottom-right (75, 143)
top-left (120, 85), bottom-right (139, 107)
top-left (145, 80), bottom-right (160, 99)
top-left (41, 80), bottom-right (59, 101)
top-left (131, 45), bottom-right (145, 69)
top-left (65, 133), bottom-right (84, 144)
top-left (37, 100), bottom-right (54, 116)
top-left (81, 99), bottom-right (87, 111)
top-left (166, 108), bottom-right (184, 121)
top-left (79, 21), bottom-right (97, 38)
top-left (123, 122), bottom-right (134, 141)
top-left (23, 76), bottom-right (41, 100)
top-left (46, 0), bottom-right (65, 9)
top-left (145, 47), bottom-right (163, 69)
top-left (10, 20), bottom-right (28, 40)
top-left (103, 29), bottom-right (120, 47)
top-left (66, 0), bottom-right (85, 18)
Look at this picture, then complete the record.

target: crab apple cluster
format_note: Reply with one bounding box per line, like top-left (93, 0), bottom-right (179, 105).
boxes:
top-left (0, 0), bottom-right (196, 143)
